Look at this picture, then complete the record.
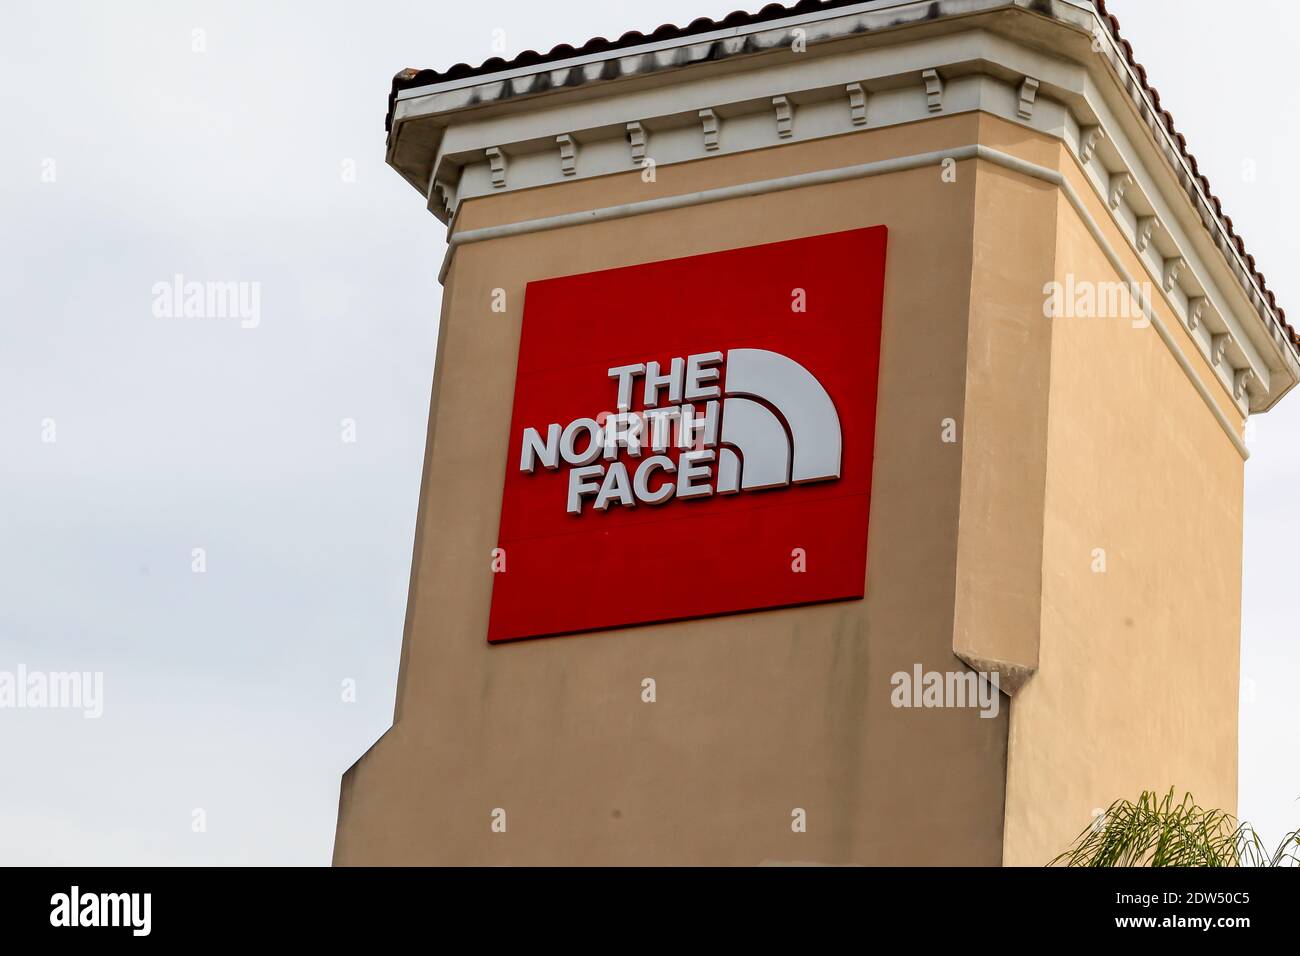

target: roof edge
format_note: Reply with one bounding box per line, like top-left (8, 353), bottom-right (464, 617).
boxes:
top-left (385, 0), bottom-right (1299, 363)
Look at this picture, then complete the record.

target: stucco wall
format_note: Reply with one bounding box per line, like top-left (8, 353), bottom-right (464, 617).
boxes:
top-left (334, 115), bottom-right (1011, 865)
top-left (335, 111), bottom-right (1247, 866)
top-left (951, 115), bottom-right (1062, 687)
top-left (999, 143), bottom-right (1245, 866)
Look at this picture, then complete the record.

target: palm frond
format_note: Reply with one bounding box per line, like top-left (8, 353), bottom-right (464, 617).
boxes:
top-left (1049, 788), bottom-right (1299, 867)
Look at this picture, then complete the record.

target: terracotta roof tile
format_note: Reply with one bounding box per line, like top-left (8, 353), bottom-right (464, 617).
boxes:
top-left (385, 0), bottom-right (868, 132)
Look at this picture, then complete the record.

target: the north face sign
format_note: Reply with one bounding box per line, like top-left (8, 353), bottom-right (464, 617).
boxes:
top-left (488, 227), bottom-right (887, 643)
top-left (518, 347), bottom-right (842, 514)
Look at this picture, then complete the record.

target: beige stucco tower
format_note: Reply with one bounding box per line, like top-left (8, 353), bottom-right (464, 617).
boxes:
top-left (334, 0), bottom-right (1300, 865)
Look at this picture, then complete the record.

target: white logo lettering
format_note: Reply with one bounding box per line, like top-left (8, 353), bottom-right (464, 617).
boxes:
top-left (519, 349), bottom-right (841, 513)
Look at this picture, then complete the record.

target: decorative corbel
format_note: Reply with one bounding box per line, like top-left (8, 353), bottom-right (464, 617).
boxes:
top-left (626, 122), bottom-right (647, 164)
top-left (1080, 126), bottom-right (1106, 162)
top-left (772, 96), bottom-right (794, 139)
top-left (1234, 368), bottom-right (1255, 401)
top-left (556, 134), bottom-right (578, 176)
top-left (1108, 172), bottom-right (1133, 210)
top-left (1187, 296), bottom-right (1207, 331)
top-left (1018, 76), bottom-right (1040, 120)
top-left (1211, 333), bottom-right (1230, 366)
top-left (1136, 216), bottom-right (1161, 252)
top-left (431, 180), bottom-right (453, 218)
top-left (699, 109), bottom-right (720, 151)
top-left (1163, 256), bottom-right (1187, 293)
top-left (846, 82), bottom-right (868, 126)
top-left (922, 69), bottom-right (944, 113)
top-left (485, 147), bottom-right (507, 188)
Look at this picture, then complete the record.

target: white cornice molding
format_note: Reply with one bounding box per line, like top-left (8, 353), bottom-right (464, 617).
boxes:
top-left (1077, 3), bottom-right (1291, 376)
top-left (392, 5), bottom-right (1295, 415)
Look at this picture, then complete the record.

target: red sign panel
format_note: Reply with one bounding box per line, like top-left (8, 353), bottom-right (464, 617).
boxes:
top-left (487, 226), bottom-right (887, 643)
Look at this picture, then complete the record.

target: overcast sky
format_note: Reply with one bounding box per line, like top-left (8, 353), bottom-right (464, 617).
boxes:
top-left (1, 0), bottom-right (1296, 865)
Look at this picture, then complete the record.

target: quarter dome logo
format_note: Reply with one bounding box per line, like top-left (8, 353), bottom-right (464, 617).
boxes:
top-left (488, 226), bottom-right (888, 643)
top-left (518, 347), bottom-right (842, 515)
